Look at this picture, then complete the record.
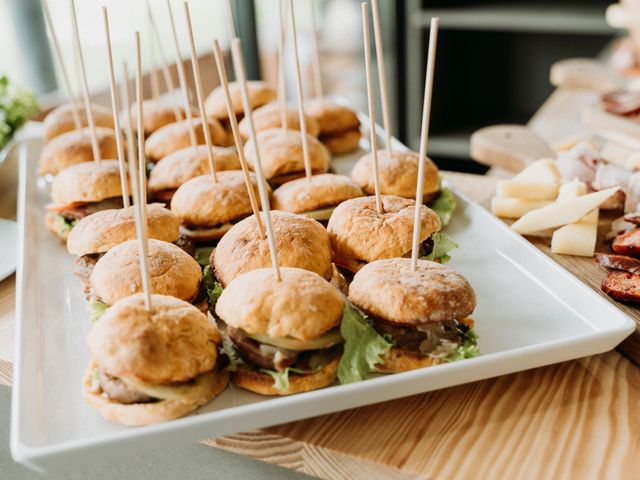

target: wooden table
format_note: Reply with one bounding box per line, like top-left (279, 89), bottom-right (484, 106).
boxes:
top-left (1, 142), bottom-right (639, 478)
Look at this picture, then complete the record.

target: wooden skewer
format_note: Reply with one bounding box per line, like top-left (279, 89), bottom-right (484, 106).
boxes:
top-left (148, 31), bottom-right (161, 99)
top-left (146, 0), bottom-right (183, 122)
top-left (102, 7), bottom-right (130, 208)
top-left (371, 0), bottom-right (393, 154)
top-left (231, 38), bottom-right (281, 282)
top-left (213, 39), bottom-right (265, 239)
top-left (69, 0), bottom-right (101, 164)
top-left (134, 31), bottom-right (153, 311)
top-left (41, 0), bottom-right (81, 130)
top-left (183, 1), bottom-right (217, 182)
top-left (309, 0), bottom-right (323, 100)
top-left (226, 0), bottom-right (238, 39)
top-left (121, 63), bottom-right (138, 183)
top-left (411, 18), bottom-right (439, 272)
top-left (361, 2), bottom-right (382, 214)
top-left (278, 0), bottom-right (288, 135)
top-left (166, 0), bottom-right (198, 148)
top-left (288, 0), bottom-right (312, 182)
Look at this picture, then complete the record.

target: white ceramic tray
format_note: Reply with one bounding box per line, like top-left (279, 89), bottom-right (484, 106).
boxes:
top-left (11, 121), bottom-right (635, 473)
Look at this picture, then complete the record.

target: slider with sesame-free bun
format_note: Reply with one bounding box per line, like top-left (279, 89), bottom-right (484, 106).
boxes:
top-left (238, 102), bottom-right (320, 141)
top-left (305, 99), bottom-right (362, 154)
top-left (205, 80), bottom-right (276, 125)
top-left (43, 102), bottom-right (114, 143)
top-left (128, 100), bottom-right (197, 138)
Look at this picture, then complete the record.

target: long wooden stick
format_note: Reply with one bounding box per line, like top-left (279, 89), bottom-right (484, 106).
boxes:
top-left (183, 1), bottom-right (217, 182)
top-left (69, 0), bottom-right (101, 164)
top-left (226, 0), bottom-right (238, 39)
top-left (411, 18), bottom-right (439, 272)
top-left (278, 0), bottom-right (288, 135)
top-left (213, 39), bottom-right (264, 239)
top-left (134, 32), bottom-right (153, 311)
top-left (148, 29), bottom-right (161, 99)
top-left (231, 39), bottom-right (281, 281)
top-left (121, 63), bottom-right (137, 182)
top-left (146, 0), bottom-right (182, 121)
top-left (362, 2), bottom-right (382, 214)
top-left (41, 0), bottom-right (81, 130)
top-left (102, 7), bottom-right (130, 208)
top-left (371, 0), bottom-right (393, 154)
top-left (166, 0), bottom-right (197, 148)
top-left (309, 0), bottom-right (323, 99)
top-left (288, 0), bottom-right (312, 182)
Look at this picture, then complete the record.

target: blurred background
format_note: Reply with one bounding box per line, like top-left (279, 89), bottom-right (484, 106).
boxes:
top-left (0, 0), bottom-right (620, 173)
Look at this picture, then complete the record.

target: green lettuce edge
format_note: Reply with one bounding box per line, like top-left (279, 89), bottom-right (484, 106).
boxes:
top-left (429, 186), bottom-right (457, 227)
top-left (202, 266), bottom-right (224, 312)
top-left (87, 299), bottom-right (108, 323)
top-left (446, 327), bottom-right (480, 362)
top-left (423, 232), bottom-right (458, 264)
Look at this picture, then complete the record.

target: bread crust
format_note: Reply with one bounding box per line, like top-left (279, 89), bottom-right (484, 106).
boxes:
top-left (67, 204), bottom-right (180, 255)
top-left (82, 361), bottom-right (228, 426)
top-left (272, 173), bottom-right (363, 213)
top-left (215, 267), bottom-right (344, 339)
top-left (90, 239), bottom-right (202, 306)
top-left (327, 195), bottom-right (441, 264)
top-left (213, 211), bottom-right (333, 286)
top-left (44, 103), bottom-right (114, 142)
top-left (205, 81), bottom-right (276, 120)
top-left (145, 118), bottom-right (229, 162)
top-left (148, 146), bottom-right (240, 193)
top-left (304, 100), bottom-right (360, 135)
top-left (244, 129), bottom-right (331, 180)
top-left (38, 127), bottom-right (118, 176)
top-left (170, 171), bottom-right (267, 228)
top-left (51, 160), bottom-right (126, 205)
top-left (351, 150), bottom-right (440, 201)
top-left (129, 99), bottom-right (196, 136)
top-left (233, 357), bottom-right (339, 396)
top-left (87, 294), bottom-right (221, 383)
top-left (238, 102), bottom-right (320, 141)
top-left (321, 129), bottom-right (362, 155)
top-left (348, 258), bottom-right (476, 325)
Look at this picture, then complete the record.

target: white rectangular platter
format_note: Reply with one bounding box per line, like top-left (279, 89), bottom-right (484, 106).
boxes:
top-left (11, 120), bottom-right (635, 472)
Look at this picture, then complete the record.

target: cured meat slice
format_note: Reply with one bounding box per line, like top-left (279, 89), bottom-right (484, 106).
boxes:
top-left (601, 270), bottom-right (640, 303)
top-left (612, 228), bottom-right (640, 255)
top-left (595, 253), bottom-right (640, 273)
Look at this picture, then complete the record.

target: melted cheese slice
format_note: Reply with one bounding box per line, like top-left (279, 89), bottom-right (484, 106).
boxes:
top-left (303, 206), bottom-right (336, 221)
top-left (496, 159), bottom-right (561, 200)
top-left (120, 372), bottom-right (212, 402)
top-left (247, 329), bottom-right (343, 351)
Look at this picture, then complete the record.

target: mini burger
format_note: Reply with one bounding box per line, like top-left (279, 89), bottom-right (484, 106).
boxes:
top-left (205, 80), bottom-right (276, 124)
top-left (43, 102), bottom-right (114, 142)
top-left (271, 173), bottom-right (363, 222)
top-left (83, 293), bottom-right (228, 426)
top-left (128, 99), bottom-right (196, 137)
top-left (244, 129), bottom-right (331, 186)
top-left (67, 203), bottom-right (189, 297)
top-left (148, 145), bottom-right (240, 203)
top-left (238, 102), bottom-right (320, 141)
top-left (87, 239), bottom-right (204, 321)
top-left (351, 150), bottom-right (440, 203)
top-left (348, 258), bottom-right (479, 373)
top-left (38, 127), bottom-right (118, 176)
top-left (327, 195), bottom-right (454, 273)
top-left (145, 118), bottom-right (229, 163)
top-left (215, 267), bottom-right (344, 395)
top-left (305, 100), bottom-right (362, 154)
top-left (170, 171), bottom-right (268, 244)
top-left (45, 160), bottom-right (127, 241)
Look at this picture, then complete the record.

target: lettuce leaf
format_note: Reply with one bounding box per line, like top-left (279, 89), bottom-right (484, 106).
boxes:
top-left (337, 303), bottom-right (392, 384)
top-left (55, 214), bottom-right (78, 235)
top-left (195, 246), bottom-right (214, 267)
top-left (446, 327), bottom-right (480, 362)
top-left (88, 299), bottom-right (108, 323)
top-left (202, 266), bottom-right (224, 312)
top-left (260, 366), bottom-right (314, 393)
top-left (423, 232), bottom-right (458, 264)
top-left (429, 186), bottom-right (457, 227)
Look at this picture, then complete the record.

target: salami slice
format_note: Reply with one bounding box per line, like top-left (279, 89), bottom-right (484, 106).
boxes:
top-left (601, 270), bottom-right (640, 303)
top-left (595, 253), bottom-right (640, 273)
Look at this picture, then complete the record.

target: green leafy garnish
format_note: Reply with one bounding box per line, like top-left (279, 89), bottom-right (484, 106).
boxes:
top-left (55, 214), bottom-right (78, 235)
top-left (88, 299), bottom-right (108, 323)
top-left (428, 186), bottom-right (457, 227)
top-left (0, 75), bottom-right (39, 149)
top-left (260, 366), bottom-right (317, 393)
top-left (337, 303), bottom-right (392, 384)
top-left (202, 266), bottom-right (224, 312)
top-left (195, 246), bottom-right (215, 267)
top-left (423, 232), bottom-right (458, 264)
top-left (446, 327), bottom-right (480, 361)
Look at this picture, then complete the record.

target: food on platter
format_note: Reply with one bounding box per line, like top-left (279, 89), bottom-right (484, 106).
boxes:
top-left (491, 198), bottom-right (553, 219)
top-left (38, 127), bottom-right (118, 176)
top-left (128, 99), bottom-right (196, 137)
top-left (243, 129), bottom-right (331, 185)
top-left (45, 160), bottom-right (127, 240)
top-left (170, 171), bottom-right (267, 243)
top-left (327, 195), bottom-right (451, 273)
top-left (215, 267), bottom-right (344, 395)
top-left (495, 159), bottom-right (561, 200)
top-left (304, 99), bottom-right (362, 154)
top-left (144, 118), bottom-right (229, 163)
top-left (83, 293), bottom-right (228, 426)
top-left (0, 74), bottom-right (39, 149)
top-left (43, 102), bottom-right (114, 142)
top-left (347, 258), bottom-right (478, 374)
top-left (205, 80), bottom-right (276, 124)
top-left (238, 102), bottom-right (320, 141)
top-left (147, 146), bottom-right (240, 202)
top-left (550, 181), bottom-right (599, 257)
top-left (271, 173), bottom-right (364, 221)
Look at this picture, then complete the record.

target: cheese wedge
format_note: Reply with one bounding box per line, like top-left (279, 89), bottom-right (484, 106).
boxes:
top-left (496, 159), bottom-right (561, 200)
top-left (491, 197), bottom-right (552, 219)
top-left (557, 180), bottom-right (587, 200)
top-left (551, 221), bottom-right (598, 256)
top-left (512, 159), bottom-right (561, 183)
top-left (511, 187), bottom-right (618, 234)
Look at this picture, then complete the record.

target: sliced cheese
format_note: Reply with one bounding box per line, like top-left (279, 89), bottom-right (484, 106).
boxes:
top-left (247, 329), bottom-right (343, 351)
top-left (557, 181), bottom-right (587, 200)
top-left (551, 221), bottom-right (598, 257)
top-left (120, 372), bottom-right (213, 402)
top-left (496, 159), bottom-right (561, 200)
top-left (511, 187), bottom-right (618, 234)
top-left (303, 206), bottom-right (336, 221)
top-left (491, 197), bottom-right (552, 219)
top-left (512, 159), bottom-right (561, 183)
